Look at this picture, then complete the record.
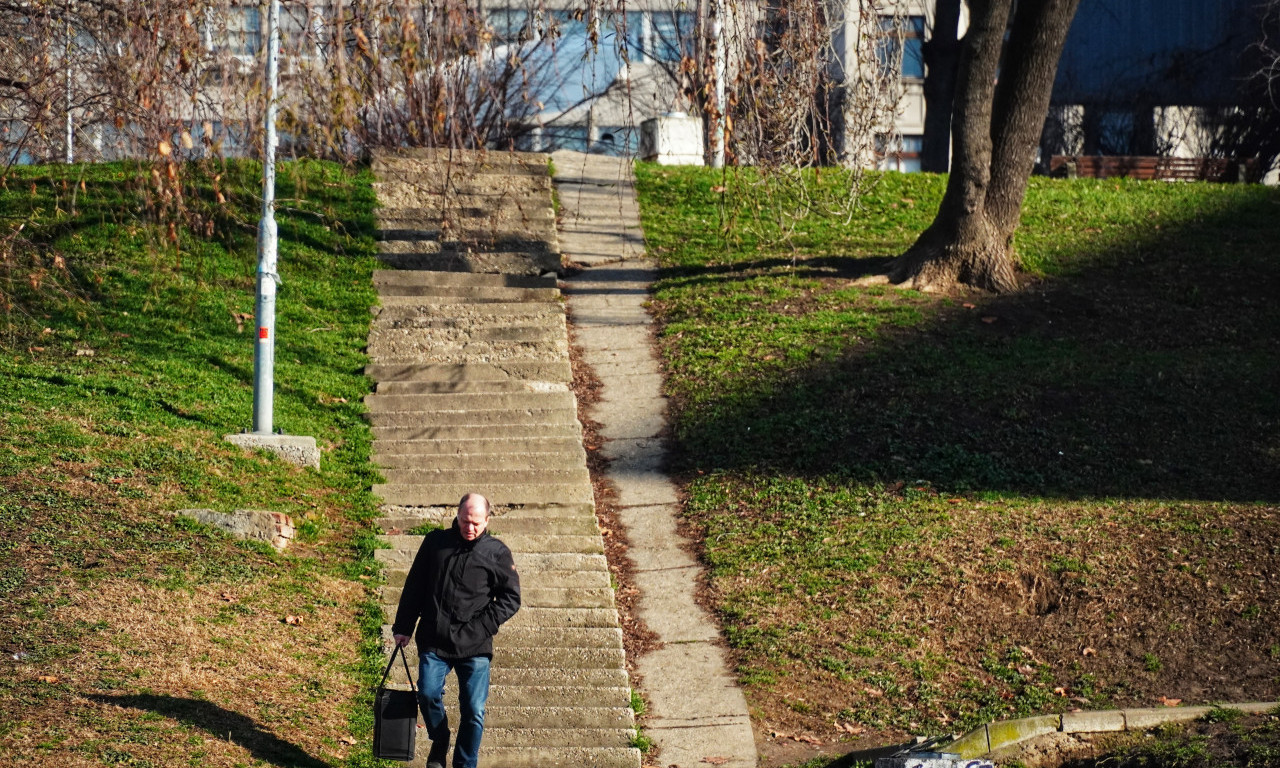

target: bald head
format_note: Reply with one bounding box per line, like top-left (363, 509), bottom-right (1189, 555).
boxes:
top-left (457, 493), bottom-right (491, 541)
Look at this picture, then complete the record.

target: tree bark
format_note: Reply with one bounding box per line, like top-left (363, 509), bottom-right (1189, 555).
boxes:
top-left (920, 0), bottom-right (961, 173)
top-left (890, 0), bottom-right (1081, 293)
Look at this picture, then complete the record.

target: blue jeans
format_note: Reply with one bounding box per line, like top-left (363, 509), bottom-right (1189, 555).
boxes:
top-left (417, 651), bottom-right (491, 768)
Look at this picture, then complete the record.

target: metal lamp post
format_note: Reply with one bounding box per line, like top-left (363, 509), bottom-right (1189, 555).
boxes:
top-left (252, 0), bottom-right (282, 435)
top-left (224, 0), bottom-right (319, 470)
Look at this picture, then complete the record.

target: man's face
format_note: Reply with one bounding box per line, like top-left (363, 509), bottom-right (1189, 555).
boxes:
top-left (457, 502), bottom-right (489, 541)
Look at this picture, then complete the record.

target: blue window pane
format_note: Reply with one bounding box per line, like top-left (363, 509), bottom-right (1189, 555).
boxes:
top-left (544, 124), bottom-right (590, 153)
top-left (490, 9), bottom-right (529, 44)
top-left (550, 10), bottom-right (587, 42)
top-left (876, 15), bottom-right (925, 81)
top-left (651, 11), bottom-right (695, 63)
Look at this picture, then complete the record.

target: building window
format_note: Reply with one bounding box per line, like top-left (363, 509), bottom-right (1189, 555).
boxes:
top-left (205, 5), bottom-right (262, 56)
top-left (603, 8), bottom-right (694, 64)
top-left (877, 15), bottom-right (924, 81)
top-left (877, 134), bottom-right (923, 173)
top-left (542, 124), bottom-right (590, 152)
top-left (649, 10), bottom-right (695, 63)
top-left (489, 8), bottom-right (530, 45)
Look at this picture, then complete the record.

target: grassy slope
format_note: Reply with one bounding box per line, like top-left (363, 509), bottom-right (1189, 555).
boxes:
top-left (0, 160), bottom-right (390, 767)
top-left (635, 165), bottom-right (1280, 754)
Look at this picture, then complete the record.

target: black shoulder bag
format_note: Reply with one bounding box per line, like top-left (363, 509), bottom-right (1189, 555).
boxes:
top-left (373, 644), bottom-right (419, 761)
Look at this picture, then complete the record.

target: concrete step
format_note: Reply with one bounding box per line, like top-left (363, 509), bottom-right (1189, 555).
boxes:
top-left (372, 302), bottom-right (565, 320)
top-left (381, 585), bottom-right (614, 609)
top-left (372, 435), bottom-right (583, 456)
top-left (365, 391), bottom-right (576, 413)
top-left (475, 746), bottom-right (640, 768)
top-left (371, 423), bottom-right (581, 441)
top-left (373, 270), bottom-right (556, 289)
top-left (388, 663), bottom-right (628, 688)
top-left (366, 349), bottom-right (568, 368)
top-left (373, 451), bottom-right (585, 471)
top-left (373, 147), bottom-right (548, 165)
top-left (449, 705), bottom-right (634, 730)
top-left (368, 326), bottom-right (565, 347)
top-left (381, 604), bottom-right (618, 629)
top-left (366, 361), bottom-right (573, 383)
top-left (377, 546), bottom-right (605, 570)
top-left (378, 238), bottom-right (442, 254)
top-left (378, 503), bottom-right (595, 521)
top-left (376, 284), bottom-right (559, 302)
top-left (372, 481), bottom-right (594, 507)
top-left (383, 568), bottom-right (610, 591)
top-left (473, 727), bottom-right (635, 749)
top-left (372, 315), bottom-right (565, 333)
top-left (383, 624), bottom-right (623, 649)
top-left (365, 407), bottom-right (579, 428)
top-left (366, 336), bottom-right (569, 357)
top-left (374, 228), bottom-right (558, 254)
top-left (374, 205), bottom-right (556, 225)
top-left (377, 512), bottom-right (596, 535)
top-left (376, 251), bottom-right (560, 276)
top-left (485, 684), bottom-right (631, 708)
top-left (373, 165), bottom-right (551, 183)
top-left (374, 381), bottom-right (568, 395)
top-left (493, 646), bottom-right (626, 670)
top-left (380, 532), bottom-right (600, 555)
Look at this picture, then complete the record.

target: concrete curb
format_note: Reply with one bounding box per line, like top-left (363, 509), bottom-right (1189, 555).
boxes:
top-left (945, 701), bottom-right (1280, 758)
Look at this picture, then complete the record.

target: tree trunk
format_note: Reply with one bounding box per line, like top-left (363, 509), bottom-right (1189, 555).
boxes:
top-left (890, 0), bottom-right (1081, 293)
top-left (920, 0), bottom-right (961, 173)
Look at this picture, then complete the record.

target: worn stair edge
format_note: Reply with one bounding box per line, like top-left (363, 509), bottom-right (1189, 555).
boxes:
top-left (373, 270), bottom-right (556, 288)
top-left (474, 746), bottom-right (640, 768)
top-left (373, 451), bottom-right (586, 471)
top-left (370, 424), bottom-right (582, 442)
top-left (373, 506), bottom-right (593, 529)
top-left (373, 381), bottom-right (570, 395)
top-left (364, 409), bottom-right (579, 429)
top-left (381, 532), bottom-right (599, 551)
top-left (372, 302), bottom-right (566, 318)
top-left (372, 483), bottom-right (594, 507)
top-left (377, 467), bottom-right (590, 487)
top-left (365, 391), bottom-right (576, 411)
top-left (365, 361), bottom-right (572, 382)
top-left (381, 625), bottom-right (623, 649)
top-left (388, 665), bottom-right (628, 688)
top-left (382, 568), bottom-right (611, 592)
top-left (382, 585), bottom-right (614, 609)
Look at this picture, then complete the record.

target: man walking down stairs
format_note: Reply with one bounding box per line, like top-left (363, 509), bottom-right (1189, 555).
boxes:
top-left (366, 149), bottom-right (642, 768)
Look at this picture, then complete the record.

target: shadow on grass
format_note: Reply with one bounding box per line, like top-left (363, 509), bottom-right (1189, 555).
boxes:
top-left (89, 693), bottom-right (331, 767)
top-left (666, 186), bottom-right (1280, 503)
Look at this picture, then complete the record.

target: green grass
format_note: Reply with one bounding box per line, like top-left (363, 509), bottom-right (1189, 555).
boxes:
top-left (635, 163), bottom-right (1280, 745)
top-left (0, 158), bottom-right (393, 767)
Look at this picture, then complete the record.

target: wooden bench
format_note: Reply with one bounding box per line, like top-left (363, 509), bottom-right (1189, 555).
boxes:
top-left (1049, 155), bottom-right (1255, 182)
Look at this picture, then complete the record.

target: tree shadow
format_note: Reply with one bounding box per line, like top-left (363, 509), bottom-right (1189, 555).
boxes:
top-left (88, 693), bottom-right (331, 768)
top-left (664, 185), bottom-right (1280, 502)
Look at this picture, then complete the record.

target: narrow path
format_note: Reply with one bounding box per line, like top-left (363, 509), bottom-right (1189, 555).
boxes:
top-left (366, 149), bottom-right (640, 768)
top-left (554, 150), bottom-right (758, 768)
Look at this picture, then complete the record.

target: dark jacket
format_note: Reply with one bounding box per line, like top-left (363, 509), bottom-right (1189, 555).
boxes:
top-left (391, 523), bottom-right (521, 659)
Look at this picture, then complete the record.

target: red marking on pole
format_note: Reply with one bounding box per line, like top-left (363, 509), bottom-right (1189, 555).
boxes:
top-left (259, 327), bottom-right (269, 340)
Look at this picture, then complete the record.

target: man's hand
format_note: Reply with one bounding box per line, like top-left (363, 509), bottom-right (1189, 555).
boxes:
top-left (393, 634), bottom-right (411, 648)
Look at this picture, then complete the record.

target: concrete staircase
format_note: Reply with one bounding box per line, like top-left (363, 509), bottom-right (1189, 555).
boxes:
top-left (367, 148), bottom-right (641, 768)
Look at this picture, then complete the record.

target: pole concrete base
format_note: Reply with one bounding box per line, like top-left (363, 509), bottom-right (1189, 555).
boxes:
top-left (224, 433), bottom-right (320, 470)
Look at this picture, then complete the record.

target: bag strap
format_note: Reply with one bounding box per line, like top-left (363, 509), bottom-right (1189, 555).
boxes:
top-left (378, 643), bottom-right (417, 693)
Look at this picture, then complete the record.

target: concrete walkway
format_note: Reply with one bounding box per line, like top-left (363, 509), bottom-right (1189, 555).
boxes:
top-left (554, 150), bottom-right (758, 768)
